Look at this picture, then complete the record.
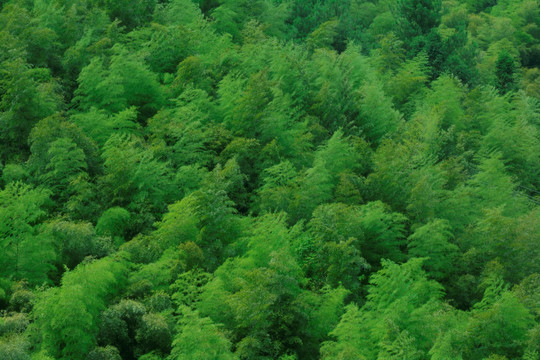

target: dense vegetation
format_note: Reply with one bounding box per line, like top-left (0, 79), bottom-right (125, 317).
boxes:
top-left (0, 0), bottom-right (539, 359)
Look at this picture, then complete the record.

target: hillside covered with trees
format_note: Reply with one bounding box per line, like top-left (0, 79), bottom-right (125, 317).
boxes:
top-left (0, 0), bottom-right (539, 359)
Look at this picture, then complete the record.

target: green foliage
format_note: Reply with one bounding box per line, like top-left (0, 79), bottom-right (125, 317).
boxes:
top-left (303, 203), bottom-right (369, 293)
top-left (466, 286), bottom-right (534, 358)
top-left (495, 51), bottom-right (518, 93)
top-left (26, 116), bottom-right (101, 217)
top-left (135, 313), bottom-right (171, 355)
top-left (104, 0), bottom-right (157, 30)
top-left (86, 346), bottom-right (122, 360)
top-left (356, 201), bottom-right (408, 267)
top-left (211, 0), bottom-right (290, 41)
top-left (258, 160), bottom-right (298, 213)
top-left (71, 107), bottom-right (141, 147)
top-left (171, 269), bottom-right (212, 310)
top-left (479, 92), bottom-right (540, 190)
top-left (2, 164), bottom-right (28, 185)
top-left (357, 79), bottom-right (402, 144)
top-left (0, 335), bottom-right (30, 360)
top-left (0, 313), bottom-right (28, 337)
top-left (386, 52), bottom-right (429, 113)
top-left (100, 133), bottom-right (175, 216)
top-left (32, 257), bottom-right (128, 360)
top-left (199, 214), bottom-right (307, 359)
top-left (307, 19), bottom-right (339, 51)
top-left (152, 182), bottom-right (241, 270)
top-left (407, 219), bottom-right (459, 281)
top-left (95, 207), bottom-right (131, 240)
top-left (170, 307), bottom-right (236, 360)
top-left (0, 55), bottom-right (60, 162)
top-left (97, 299), bottom-right (146, 359)
top-left (309, 46), bottom-right (369, 132)
top-left (46, 219), bottom-right (114, 269)
top-left (0, 183), bottom-right (53, 285)
top-left (41, 137), bottom-right (88, 204)
top-left (153, 196), bottom-right (200, 251)
top-left (289, 129), bottom-right (361, 221)
top-left (393, 0), bottom-right (442, 40)
top-left (321, 258), bottom-right (444, 359)
top-left (467, 154), bottom-right (527, 216)
top-left (0, 1), bottom-right (538, 359)
top-left (74, 47), bottom-right (163, 117)
top-left (147, 89), bottom-right (215, 169)
top-left (463, 207), bottom-right (540, 285)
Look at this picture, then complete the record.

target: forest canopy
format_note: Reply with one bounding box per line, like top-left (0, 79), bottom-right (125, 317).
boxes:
top-left (0, 0), bottom-right (539, 359)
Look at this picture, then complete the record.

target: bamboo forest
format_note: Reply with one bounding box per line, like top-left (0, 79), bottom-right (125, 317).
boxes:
top-left (0, 0), bottom-right (539, 359)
